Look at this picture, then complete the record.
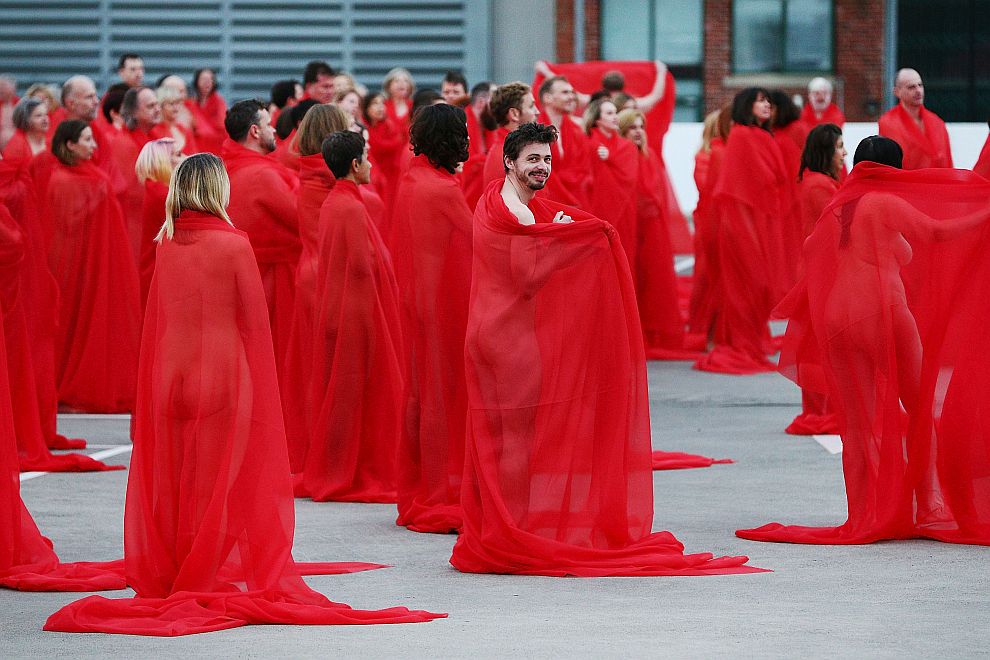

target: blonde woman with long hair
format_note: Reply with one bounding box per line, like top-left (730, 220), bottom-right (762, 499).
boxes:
top-left (382, 66), bottom-right (415, 129)
top-left (135, 137), bottom-right (181, 303)
top-left (47, 151), bottom-right (446, 635)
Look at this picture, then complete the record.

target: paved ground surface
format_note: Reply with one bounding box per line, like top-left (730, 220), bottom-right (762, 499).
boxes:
top-left (3, 361), bottom-right (987, 658)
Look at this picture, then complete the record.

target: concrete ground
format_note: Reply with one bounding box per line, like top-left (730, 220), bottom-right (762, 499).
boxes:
top-left (3, 361), bottom-right (987, 658)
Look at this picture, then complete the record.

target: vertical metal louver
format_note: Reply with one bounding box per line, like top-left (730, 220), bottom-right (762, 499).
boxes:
top-left (0, 0), bottom-right (491, 99)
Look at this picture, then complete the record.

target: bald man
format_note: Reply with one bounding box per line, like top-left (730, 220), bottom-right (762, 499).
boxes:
top-left (879, 68), bottom-right (952, 169)
top-left (799, 77), bottom-right (845, 129)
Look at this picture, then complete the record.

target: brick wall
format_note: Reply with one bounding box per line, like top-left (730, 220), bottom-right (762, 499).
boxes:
top-left (554, 0), bottom-right (885, 122)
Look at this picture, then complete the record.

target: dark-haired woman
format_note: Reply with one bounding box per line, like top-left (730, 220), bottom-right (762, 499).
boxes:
top-left (695, 87), bottom-right (790, 374)
top-left (778, 123), bottom-right (845, 436)
top-left (392, 104), bottom-right (473, 533)
top-left (44, 120), bottom-right (140, 411)
top-left (738, 137), bottom-right (990, 545)
top-left (185, 68), bottom-right (226, 154)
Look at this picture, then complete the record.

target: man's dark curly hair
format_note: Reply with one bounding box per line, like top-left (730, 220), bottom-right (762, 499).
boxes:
top-left (502, 122), bottom-right (558, 173)
top-left (409, 104), bottom-right (470, 174)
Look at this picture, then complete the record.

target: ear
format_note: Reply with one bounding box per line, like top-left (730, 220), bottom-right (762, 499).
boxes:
top-left (507, 107), bottom-right (520, 123)
top-left (503, 155), bottom-right (513, 171)
top-left (351, 158), bottom-right (361, 173)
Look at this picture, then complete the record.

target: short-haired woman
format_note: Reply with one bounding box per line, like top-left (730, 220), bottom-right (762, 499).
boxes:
top-left (2, 97), bottom-right (48, 163)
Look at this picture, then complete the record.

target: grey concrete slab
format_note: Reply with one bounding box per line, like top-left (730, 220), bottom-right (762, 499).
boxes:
top-left (2, 363), bottom-right (987, 658)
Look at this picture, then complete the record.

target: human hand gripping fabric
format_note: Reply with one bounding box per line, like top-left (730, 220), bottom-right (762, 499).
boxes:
top-left (552, 211), bottom-right (573, 224)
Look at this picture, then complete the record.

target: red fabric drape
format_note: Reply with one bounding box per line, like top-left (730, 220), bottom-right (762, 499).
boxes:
top-left (367, 117), bottom-right (407, 233)
top-left (222, 139), bottom-right (300, 384)
top-left (153, 121), bottom-right (197, 155)
top-left (534, 111), bottom-right (590, 208)
top-left (0, 207), bottom-right (126, 588)
top-left (273, 131), bottom-right (301, 172)
top-left (450, 182), bottom-right (764, 576)
top-left (392, 155), bottom-right (472, 533)
top-left (44, 210), bottom-right (444, 635)
top-left (1, 130), bottom-right (37, 165)
top-left (44, 160), bottom-right (140, 412)
top-left (694, 125), bottom-right (788, 375)
top-left (532, 61), bottom-right (692, 252)
top-left (878, 104), bottom-right (953, 170)
top-left (109, 127), bottom-right (155, 265)
top-left (738, 162), bottom-right (990, 545)
top-left (184, 93), bottom-right (227, 155)
top-left (688, 138), bottom-right (726, 339)
top-left (481, 127), bottom-right (509, 190)
top-left (458, 104), bottom-right (490, 211)
top-left (799, 103), bottom-right (846, 131)
top-left (138, 179), bottom-right (168, 307)
top-left (293, 180), bottom-right (403, 502)
top-left (0, 160), bottom-right (83, 450)
top-left (633, 146), bottom-right (704, 360)
top-left (586, 128), bottom-right (639, 272)
top-left (973, 133), bottom-right (990, 179)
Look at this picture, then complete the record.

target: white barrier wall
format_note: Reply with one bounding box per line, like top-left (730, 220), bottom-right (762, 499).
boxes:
top-left (662, 122), bottom-right (990, 215)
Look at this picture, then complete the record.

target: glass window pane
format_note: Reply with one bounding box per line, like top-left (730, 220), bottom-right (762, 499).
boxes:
top-left (654, 0), bottom-right (703, 65)
top-left (785, 0), bottom-right (832, 70)
top-left (601, 0), bottom-right (651, 60)
top-left (673, 78), bottom-right (702, 121)
top-left (733, 0), bottom-right (784, 73)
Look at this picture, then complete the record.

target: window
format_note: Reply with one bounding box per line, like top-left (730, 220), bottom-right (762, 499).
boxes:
top-left (733, 0), bottom-right (833, 73)
top-left (601, 0), bottom-right (704, 120)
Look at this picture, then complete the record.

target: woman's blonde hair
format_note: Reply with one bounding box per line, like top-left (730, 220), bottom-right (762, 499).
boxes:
top-left (582, 97), bottom-right (616, 136)
top-left (135, 138), bottom-right (177, 184)
top-left (26, 83), bottom-right (59, 111)
top-left (294, 103), bottom-right (350, 156)
top-left (382, 67), bottom-right (415, 99)
top-left (157, 153), bottom-right (231, 241)
top-left (156, 84), bottom-right (182, 105)
top-left (617, 108), bottom-right (648, 155)
top-left (700, 109), bottom-right (721, 153)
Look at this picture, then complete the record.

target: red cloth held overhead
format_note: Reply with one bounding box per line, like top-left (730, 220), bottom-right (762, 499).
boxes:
top-left (878, 104), bottom-right (953, 170)
top-left (799, 102), bottom-right (845, 130)
top-left (694, 125), bottom-right (788, 375)
top-left (738, 162), bottom-right (990, 545)
top-left (184, 93), bottom-right (227, 155)
top-left (293, 180), bottom-right (403, 502)
top-left (450, 181), bottom-right (765, 576)
top-left (44, 210), bottom-right (444, 635)
top-left (43, 160), bottom-right (140, 412)
top-left (533, 61), bottom-right (693, 252)
top-left (222, 139), bottom-right (301, 383)
top-left (392, 154), bottom-right (473, 533)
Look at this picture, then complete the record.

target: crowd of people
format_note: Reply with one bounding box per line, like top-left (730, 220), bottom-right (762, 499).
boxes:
top-left (1, 52), bottom-right (990, 637)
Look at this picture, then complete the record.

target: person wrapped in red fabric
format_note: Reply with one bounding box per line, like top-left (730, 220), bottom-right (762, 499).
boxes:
top-left (382, 67), bottom-right (415, 132)
top-left (109, 86), bottom-right (162, 266)
top-left (482, 82), bottom-right (538, 188)
top-left (777, 123), bottom-right (846, 437)
top-left (450, 123), bottom-right (763, 576)
top-left (768, 90), bottom-right (806, 293)
top-left (391, 105), bottom-right (473, 533)
top-left (47, 77), bottom-right (125, 191)
top-left (44, 154), bottom-right (444, 636)
top-left (185, 68), bottom-right (226, 155)
top-left (0, 204), bottom-right (126, 589)
top-left (583, 98), bottom-right (639, 274)
top-left (799, 77), bottom-right (846, 130)
top-left (280, 104), bottom-right (352, 472)
top-left (363, 92), bottom-right (406, 227)
top-left (153, 85), bottom-right (196, 155)
top-left (293, 131), bottom-right (404, 502)
top-left (616, 107), bottom-right (704, 360)
top-left (534, 75), bottom-right (591, 207)
top-left (694, 88), bottom-right (790, 375)
top-left (738, 137), bottom-right (990, 546)
top-left (221, 99), bottom-right (300, 384)
top-left (453, 76), bottom-right (496, 211)
top-left (43, 120), bottom-right (140, 412)
top-left (689, 107), bottom-right (731, 341)
top-left (134, 137), bottom-right (181, 307)
top-left (879, 68), bottom-right (952, 170)
top-left (2, 97), bottom-right (48, 164)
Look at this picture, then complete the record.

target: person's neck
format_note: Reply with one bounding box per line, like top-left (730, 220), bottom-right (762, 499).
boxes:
top-left (340, 174), bottom-right (361, 187)
top-left (598, 126), bottom-right (614, 139)
top-left (813, 105), bottom-right (828, 119)
top-left (241, 140), bottom-right (268, 156)
top-left (503, 121), bottom-right (519, 133)
top-left (26, 130), bottom-right (45, 146)
top-left (900, 101), bottom-right (922, 120)
top-left (505, 175), bottom-right (535, 205)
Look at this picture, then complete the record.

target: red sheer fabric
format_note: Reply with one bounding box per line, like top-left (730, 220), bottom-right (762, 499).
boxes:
top-left (586, 128), bottom-right (639, 272)
top-left (688, 137), bottom-right (726, 339)
top-left (878, 104), bottom-right (953, 170)
top-left (273, 131), bottom-right (301, 172)
top-left (222, 139), bottom-right (300, 384)
top-left (367, 116), bottom-right (407, 232)
top-left (0, 160), bottom-right (83, 450)
top-left (694, 125), bottom-right (788, 375)
top-left (293, 180), bottom-right (402, 502)
top-left (43, 160), bottom-right (140, 412)
top-left (1, 130), bottom-right (36, 165)
top-left (633, 145), bottom-right (704, 360)
top-left (481, 127), bottom-right (509, 189)
top-left (532, 61), bottom-right (692, 252)
top-left (652, 451), bottom-right (732, 470)
top-left (459, 104), bottom-right (490, 211)
top-left (738, 162), bottom-right (990, 545)
top-left (109, 127), bottom-right (155, 265)
top-left (44, 210), bottom-right (444, 635)
top-left (973, 133), bottom-right (990, 179)
top-left (392, 155), bottom-right (472, 533)
top-left (450, 182), bottom-right (764, 576)
top-left (0, 217), bottom-right (125, 589)
top-left (772, 122), bottom-right (806, 292)
top-left (154, 121), bottom-right (197, 155)
top-left (184, 93), bottom-right (227, 155)
top-left (799, 102), bottom-right (846, 130)
top-left (139, 179), bottom-right (168, 307)
top-left (535, 111), bottom-right (590, 207)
